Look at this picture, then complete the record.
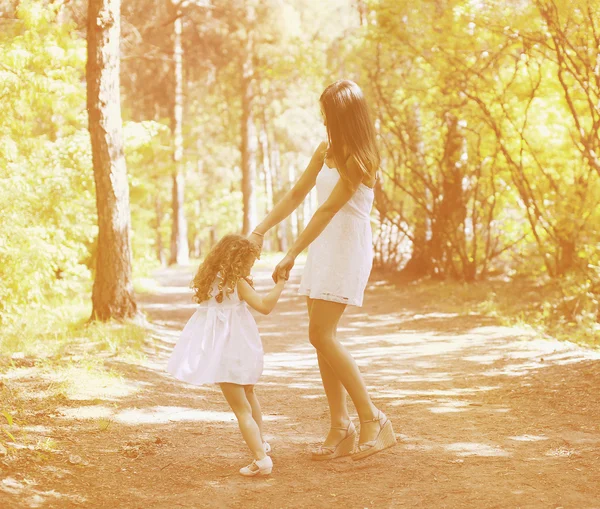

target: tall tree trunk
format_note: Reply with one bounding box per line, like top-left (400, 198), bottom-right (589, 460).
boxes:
top-left (431, 113), bottom-right (467, 278)
top-left (271, 138), bottom-right (287, 251)
top-left (155, 193), bottom-right (165, 265)
top-left (87, 0), bottom-right (137, 321)
top-left (259, 118), bottom-right (273, 251)
top-left (355, 0), bottom-right (367, 25)
top-left (192, 151), bottom-right (204, 258)
top-left (288, 164), bottom-right (299, 240)
top-left (401, 104), bottom-right (432, 278)
top-left (240, 47), bottom-right (257, 235)
top-left (169, 9), bottom-right (189, 265)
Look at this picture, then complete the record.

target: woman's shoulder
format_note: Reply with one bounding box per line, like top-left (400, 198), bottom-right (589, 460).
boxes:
top-left (316, 140), bottom-right (328, 153)
top-left (347, 154), bottom-right (378, 184)
top-left (315, 141), bottom-right (330, 167)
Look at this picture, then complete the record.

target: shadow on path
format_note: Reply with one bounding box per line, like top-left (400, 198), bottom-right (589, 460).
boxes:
top-left (3, 264), bottom-right (600, 508)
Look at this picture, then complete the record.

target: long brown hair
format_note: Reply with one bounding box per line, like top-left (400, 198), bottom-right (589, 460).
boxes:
top-left (190, 234), bottom-right (260, 303)
top-left (320, 80), bottom-right (380, 184)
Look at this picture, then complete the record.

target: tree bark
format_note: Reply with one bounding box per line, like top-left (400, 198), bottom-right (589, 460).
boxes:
top-left (155, 193), bottom-right (165, 265)
top-left (240, 47), bottom-right (258, 236)
top-left (87, 0), bottom-right (137, 321)
top-left (288, 164), bottom-right (299, 239)
top-left (430, 113), bottom-right (467, 278)
top-left (355, 0), bottom-right (367, 26)
top-left (271, 138), bottom-right (287, 251)
top-left (169, 10), bottom-right (189, 265)
top-left (259, 109), bottom-right (273, 250)
top-left (401, 104), bottom-right (432, 278)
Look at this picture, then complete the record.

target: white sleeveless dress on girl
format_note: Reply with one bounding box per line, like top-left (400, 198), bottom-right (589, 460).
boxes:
top-left (167, 278), bottom-right (263, 385)
top-left (298, 163), bottom-right (375, 307)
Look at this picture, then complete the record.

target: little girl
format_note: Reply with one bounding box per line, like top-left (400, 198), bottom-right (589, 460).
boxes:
top-left (167, 234), bottom-right (286, 476)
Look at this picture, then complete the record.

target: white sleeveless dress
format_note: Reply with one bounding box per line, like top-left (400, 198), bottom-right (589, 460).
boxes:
top-left (167, 279), bottom-right (263, 386)
top-left (298, 164), bottom-right (374, 307)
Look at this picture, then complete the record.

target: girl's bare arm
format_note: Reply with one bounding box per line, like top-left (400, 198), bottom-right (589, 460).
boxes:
top-left (237, 278), bottom-right (286, 315)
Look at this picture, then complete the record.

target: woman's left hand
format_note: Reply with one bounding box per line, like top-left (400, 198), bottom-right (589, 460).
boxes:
top-left (272, 253), bottom-right (295, 282)
top-left (248, 232), bottom-right (264, 258)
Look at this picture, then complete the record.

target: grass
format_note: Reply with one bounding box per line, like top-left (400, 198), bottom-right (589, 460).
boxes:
top-left (1, 283), bottom-right (149, 362)
top-left (0, 252), bottom-right (297, 364)
top-left (0, 288), bottom-right (147, 463)
top-left (382, 272), bottom-right (600, 348)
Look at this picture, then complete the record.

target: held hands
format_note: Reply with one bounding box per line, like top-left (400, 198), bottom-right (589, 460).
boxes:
top-left (272, 253), bottom-right (295, 283)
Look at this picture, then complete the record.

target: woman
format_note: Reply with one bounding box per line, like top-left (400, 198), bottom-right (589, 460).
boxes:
top-left (249, 80), bottom-right (395, 461)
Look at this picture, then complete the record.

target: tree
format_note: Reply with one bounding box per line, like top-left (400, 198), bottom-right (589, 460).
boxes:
top-left (240, 5), bottom-right (258, 236)
top-left (87, 0), bottom-right (137, 320)
top-left (169, 1), bottom-right (189, 264)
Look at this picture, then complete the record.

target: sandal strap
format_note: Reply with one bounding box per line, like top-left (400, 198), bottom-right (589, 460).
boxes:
top-left (361, 411), bottom-right (385, 424)
top-left (331, 422), bottom-right (355, 433)
top-left (358, 439), bottom-right (377, 449)
top-left (313, 445), bottom-right (336, 454)
top-left (313, 422), bottom-right (356, 455)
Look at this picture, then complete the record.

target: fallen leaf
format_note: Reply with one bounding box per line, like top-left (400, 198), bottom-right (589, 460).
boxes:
top-left (69, 454), bottom-right (82, 465)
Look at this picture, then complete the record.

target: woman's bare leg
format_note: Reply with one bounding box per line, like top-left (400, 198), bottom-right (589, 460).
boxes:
top-left (308, 299), bottom-right (381, 445)
top-left (307, 297), bottom-right (352, 446)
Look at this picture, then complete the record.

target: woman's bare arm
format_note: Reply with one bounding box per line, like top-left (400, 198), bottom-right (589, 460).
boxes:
top-left (272, 156), bottom-right (364, 280)
top-left (288, 156), bottom-right (362, 257)
top-left (252, 141), bottom-right (327, 236)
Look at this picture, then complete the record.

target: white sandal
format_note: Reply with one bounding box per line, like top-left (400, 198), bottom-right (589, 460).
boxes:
top-left (352, 411), bottom-right (397, 461)
top-left (239, 455), bottom-right (273, 477)
top-left (263, 441), bottom-right (271, 454)
top-left (311, 422), bottom-right (357, 461)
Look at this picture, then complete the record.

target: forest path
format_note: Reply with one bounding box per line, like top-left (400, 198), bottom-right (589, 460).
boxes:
top-left (4, 264), bottom-right (600, 508)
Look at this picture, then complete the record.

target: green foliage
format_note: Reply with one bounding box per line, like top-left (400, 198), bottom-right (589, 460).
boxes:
top-left (1, 0), bottom-right (597, 345)
top-left (350, 0), bottom-right (600, 292)
top-left (0, 288), bottom-right (147, 360)
top-left (124, 120), bottom-right (172, 268)
top-left (0, 2), bottom-right (95, 322)
top-left (0, 2), bottom-right (173, 323)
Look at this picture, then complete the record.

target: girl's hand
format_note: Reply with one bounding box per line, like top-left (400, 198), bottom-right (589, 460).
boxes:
top-left (272, 253), bottom-right (295, 283)
top-left (248, 231), bottom-right (264, 257)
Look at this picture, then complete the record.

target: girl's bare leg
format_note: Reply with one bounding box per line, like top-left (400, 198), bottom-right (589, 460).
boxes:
top-left (244, 385), bottom-right (264, 442)
top-left (220, 383), bottom-right (266, 460)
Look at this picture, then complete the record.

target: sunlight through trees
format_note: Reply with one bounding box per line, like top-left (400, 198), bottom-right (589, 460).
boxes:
top-left (0, 0), bottom-right (598, 334)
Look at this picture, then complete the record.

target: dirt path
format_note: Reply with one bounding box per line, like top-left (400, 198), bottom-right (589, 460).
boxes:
top-left (3, 264), bottom-right (600, 508)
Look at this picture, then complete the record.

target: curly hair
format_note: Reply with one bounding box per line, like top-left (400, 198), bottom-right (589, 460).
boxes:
top-left (190, 234), bottom-right (260, 304)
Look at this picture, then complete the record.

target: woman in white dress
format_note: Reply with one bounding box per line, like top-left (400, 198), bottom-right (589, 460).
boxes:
top-left (250, 80), bottom-right (396, 461)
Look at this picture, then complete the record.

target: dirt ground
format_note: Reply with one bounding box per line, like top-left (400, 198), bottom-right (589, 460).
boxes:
top-left (2, 264), bottom-right (600, 508)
